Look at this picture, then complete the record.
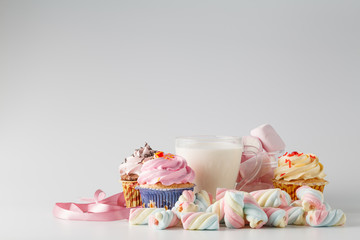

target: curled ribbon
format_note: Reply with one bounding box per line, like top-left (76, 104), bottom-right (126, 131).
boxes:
top-left (53, 189), bottom-right (132, 221)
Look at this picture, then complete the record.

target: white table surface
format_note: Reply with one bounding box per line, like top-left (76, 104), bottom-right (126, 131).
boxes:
top-left (1, 0), bottom-right (360, 239)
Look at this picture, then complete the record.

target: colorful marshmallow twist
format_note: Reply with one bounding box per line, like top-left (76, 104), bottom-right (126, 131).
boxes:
top-left (181, 212), bottom-right (219, 230)
top-left (178, 190), bottom-right (196, 203)
top-left (243, 193), bottom-right (268, 229)
top-left (172, 190), bottom-right (199, 218)
top-left (215, 188), bottom-right (227, 201)
top-left (250, 188), bottom-right (291, 208)
top-left (291, 200), bottom-right (332, 212)
top-left (296, 186), bottom-right (325, 211)
top-left (223, 191), bottom-right (245, 229)
top-left (194, 190), bottom-right (213, 212)
top-left (323, 202), bottom-right (332, 211)
top-left (263, 207), bottom-right (288, 228)
top-left (129, 208), bottom-right (165, 225)
top-left (206, 198), bottom-right (225, 222)
top-left (306, 209), bottom-right (346, 227)
top-left (148, 210), bottom-right (180, 230)
top-left (281, 206), bottom-right (306, 225)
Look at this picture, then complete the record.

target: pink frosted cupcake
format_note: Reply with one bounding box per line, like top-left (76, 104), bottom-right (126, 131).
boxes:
top-left (137, 152), bottom-right (195, 209)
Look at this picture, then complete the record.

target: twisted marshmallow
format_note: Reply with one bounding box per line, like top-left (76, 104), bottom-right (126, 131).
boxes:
top-left (216, 188), bottom-right (227, 201)
top-left (290, 200), bottom-right (303, 208)
top-left (148, 210), bottom-right (179, 230)
top-left (129, 208), bottom-right (165, 225)
top-left (194, 190), bottom-right (213, 212)
top-left (306, 209), bottom-right (346, 227)
top-left (223, 191), bottom-right (245, 229)
top-left (281, 206), bottom-right (306, 225)
top-left (263, 207), bottom-right (288, 228)
top-left (250, 188), bottom-right (291, 208)
top-left (243, 193), bottom-right (268, 228)
top-left (178, 190), bottom-right (196, 203)
top-left (206, 198), bottom-right (225, 222)
top-left (291, 199), bottom-right (331, 212)
top-left (296, 186), bottom-right (325, 211)
top-left (172, 190), bottom-right (199, 218)
top-left (323, 202), bottom-right (332, 211)
top-left (181, 212), bottom-right (219, 230)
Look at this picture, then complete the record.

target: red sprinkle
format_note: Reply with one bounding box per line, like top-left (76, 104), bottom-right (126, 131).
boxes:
top-left (280, 173), bottom-right (286, 177)
top-left (288, 151), bottom-right (300, 157)
top-left (155, 151), bottom-right (164, 158)
top-left (285, 159), bottom-right (292, 168)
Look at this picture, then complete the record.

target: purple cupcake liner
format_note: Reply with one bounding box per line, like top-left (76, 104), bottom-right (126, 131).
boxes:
top-left (136, 186), bottom-right (194, 209)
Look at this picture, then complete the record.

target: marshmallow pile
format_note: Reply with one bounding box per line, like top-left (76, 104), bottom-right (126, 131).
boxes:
top-left (129, 187), bottom-right (346, 230)
top-left (236, 124), bottom-right (286, 191)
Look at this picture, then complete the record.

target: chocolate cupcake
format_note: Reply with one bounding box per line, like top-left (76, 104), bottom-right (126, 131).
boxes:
top-left (119, 143), bottom-right (157, 207)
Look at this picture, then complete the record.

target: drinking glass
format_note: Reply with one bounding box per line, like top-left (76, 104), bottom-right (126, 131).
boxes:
top-left (175, 136), bottom-right (243, 196)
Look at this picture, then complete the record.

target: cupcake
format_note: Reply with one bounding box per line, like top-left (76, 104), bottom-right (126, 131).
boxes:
top-left (119, 143), bottom-right (157, 208)
top-left (273, 151), bottom-right (328, 200)
top-left (137, 152), bottom-right (195, 209)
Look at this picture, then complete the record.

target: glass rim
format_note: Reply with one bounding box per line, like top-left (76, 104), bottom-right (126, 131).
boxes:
top-left (175, 135), bottom-right (242, 142)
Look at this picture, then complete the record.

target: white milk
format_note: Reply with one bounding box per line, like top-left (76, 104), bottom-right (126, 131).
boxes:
top-left (176, 142), bottom-right (243, 196)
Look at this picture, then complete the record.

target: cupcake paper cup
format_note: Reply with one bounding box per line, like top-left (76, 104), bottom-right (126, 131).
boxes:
top-left (273, 180), bottom-right (327, 200)
top-left (121, 181), bottom-right (142, 208)
top-left (137, 186), bottom-right (194, 209)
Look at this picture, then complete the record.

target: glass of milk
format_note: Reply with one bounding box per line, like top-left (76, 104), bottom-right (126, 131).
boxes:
top-left (175, 136), bottom-right (243, 196)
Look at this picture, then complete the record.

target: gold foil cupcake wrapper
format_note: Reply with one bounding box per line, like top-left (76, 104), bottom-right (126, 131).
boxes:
top-left (122, 181), bottom-right (142, 208)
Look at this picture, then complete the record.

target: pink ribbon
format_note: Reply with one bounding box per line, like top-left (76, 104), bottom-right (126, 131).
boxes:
top-left (53, 189), bottom-right (132, 221)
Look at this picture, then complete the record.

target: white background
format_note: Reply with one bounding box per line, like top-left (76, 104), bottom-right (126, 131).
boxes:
top-left (1, 0), bottom-right (359, 239)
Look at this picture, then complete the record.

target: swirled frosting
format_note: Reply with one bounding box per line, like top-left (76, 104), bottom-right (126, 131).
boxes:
top-left (119, 143), bottom-right (157, 180)
top-left (137, 153), bottom-right (195, 186)
top-left (274, 152), bottom-right (326, 181)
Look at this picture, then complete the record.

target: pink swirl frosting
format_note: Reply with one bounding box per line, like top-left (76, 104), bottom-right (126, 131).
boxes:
top-left (137, 154), bottom-right (195, 186)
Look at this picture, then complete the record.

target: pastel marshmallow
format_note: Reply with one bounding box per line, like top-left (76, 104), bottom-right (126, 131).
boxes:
top-left (250, 124), bottom-right (285, 152)
top-left (223, 191), bottom-right (245, 229)
top-left (263, 207), bottom-right (288, 228)
top-left (306, 209), bottom-right (346, 227)
top-left (242, 136), bottom-right (263, 155)
top-left (243, 193), bottom-right (268, 229)
top-left (181, 212), bottom-right (219, 230)
top-left (148, 210), bottom-right (180, 230)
